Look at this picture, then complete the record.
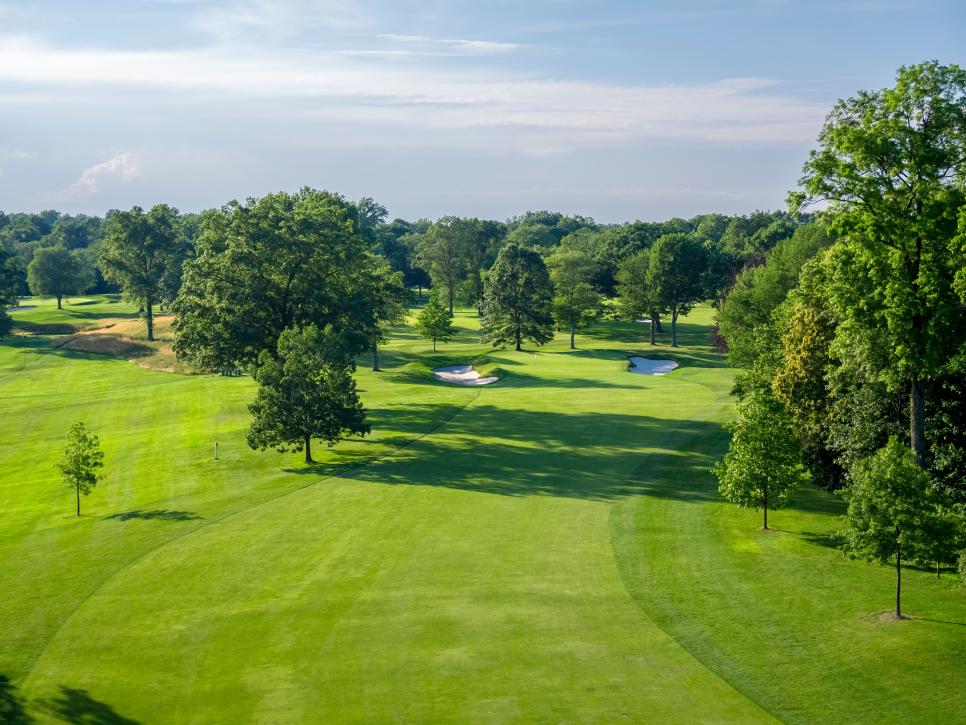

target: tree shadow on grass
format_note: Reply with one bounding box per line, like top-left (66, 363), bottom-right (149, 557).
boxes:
top-left (104, 509), bottom-right (203, 522)
top-left (786, 483), bottom-right (846, 516)
top-left (917, 617), bottom-right (966, 627)
top-left (346, 403), bottom-right (729, 502)
top-left (37, 686), bottom-right (140, 724)
top-left (566, 345), bottom-right (730, 370)
top-left (0, 675), bottom-right (31, 725)
top-left (796, 530), bottom-right (845, 550)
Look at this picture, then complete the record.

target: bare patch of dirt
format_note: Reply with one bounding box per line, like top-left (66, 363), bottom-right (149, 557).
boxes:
top-left (875, 611), bottom-right (912, 624)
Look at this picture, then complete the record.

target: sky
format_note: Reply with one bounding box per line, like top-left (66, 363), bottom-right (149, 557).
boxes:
top-left (0, 0), bottom-right (963, 223)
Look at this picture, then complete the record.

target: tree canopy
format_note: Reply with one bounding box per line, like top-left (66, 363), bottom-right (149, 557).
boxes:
top-left (100, 204), bottom-right (182, 341)
top-left (714, 393), bottom-right (811, 529)
top-left (842, 438), bottom-right (949, 617)
top-left (792, 60), bottom-right (966, 464)
top-left (481, 243), bottom-right (555, 351)
top-left (547, 247), bottom-right (601, 349)
top-left (55, 422), bottom-right (104, 517)
top-left (647, 233), bottom-right (708, 347)
top-left (172, 188), bottom-right (374, 372)
top-left (247, 324), bottom-right (369, 464)
top-left (415, 289), bottom-right (457, 351)
top-left (27, 246), bottom-right (94, 309)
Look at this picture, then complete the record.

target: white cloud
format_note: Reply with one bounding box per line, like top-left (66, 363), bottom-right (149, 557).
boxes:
top-left (66, 153), bottom-right (140, 196)
top-left (0, 35), bottom-right (827, 150)
top-left (378, 34), bottom-right (525, 54)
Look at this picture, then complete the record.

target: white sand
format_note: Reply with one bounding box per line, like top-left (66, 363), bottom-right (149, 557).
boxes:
top-left (635, 318), bottom-right (651, 324)
top-left (628, 356), bottom-right (678, 376)
top-left (433, 365), bottom-right (499, 386)
top-left (8, 305), bottom-right (35, 311)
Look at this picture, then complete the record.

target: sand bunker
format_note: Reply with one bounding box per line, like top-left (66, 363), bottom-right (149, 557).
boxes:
top-left (628, 357), bottom-right (678, 376)
top-left (8, 305), bottom-right (35, 311)
top-left (433, 365), bottom-right (499, 386)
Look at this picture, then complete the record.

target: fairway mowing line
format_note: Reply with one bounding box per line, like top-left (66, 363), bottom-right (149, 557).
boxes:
top-left (20, 388), bottom-right (484, 687)
top-left (604, 392), bottom-right (779, 723)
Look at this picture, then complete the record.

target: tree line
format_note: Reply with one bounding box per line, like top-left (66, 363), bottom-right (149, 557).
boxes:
top-left (713, 61), bottom-right (966, 616)
top-left (0, 195), bottom-right (803, 344)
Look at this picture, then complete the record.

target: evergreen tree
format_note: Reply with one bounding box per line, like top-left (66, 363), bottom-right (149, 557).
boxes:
top-left (481, 243), bottom-right (554, 352)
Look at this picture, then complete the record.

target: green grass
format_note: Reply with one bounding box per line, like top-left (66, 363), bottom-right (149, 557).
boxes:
top-left (1, 298), bottom-right (962, 723)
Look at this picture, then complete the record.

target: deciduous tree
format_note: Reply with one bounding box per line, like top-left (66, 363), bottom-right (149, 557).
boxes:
top-left (616, 248), bottom-right (660, 345)
top-left (173, 189), bottom-right (374, 372)
top-left (247, 325), bottom-right (369, 464)
top-left (0, 244), bottom-right (19, 337)
top-left (362, 261), bottom-right (408, 371)
top-left (100, 204), bottom-right (181, 341)
top-left (842, 438), bottom-right (948, 617)
top-left (416, 217), bottom-right (469, 317)
top-left (415, 289), bottom-right (457, 351)
top-left (647, 233), bottom-right (708, 347)
top-left (547, 247), bottom-right (601, 349)
top-left (792, 61), bottom-right (966, 465)
top-left (55, 422), bottom-right (104, 517)
top-left (27, 245), bottom-right (94, 309)
top-left (714, 393), bottom-right (810, 529)
top-left (481, 243), bottom-right (554, 352)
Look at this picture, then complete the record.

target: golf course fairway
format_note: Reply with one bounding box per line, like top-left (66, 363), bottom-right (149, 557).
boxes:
top-left (1, 298), bottom-right (963, 723)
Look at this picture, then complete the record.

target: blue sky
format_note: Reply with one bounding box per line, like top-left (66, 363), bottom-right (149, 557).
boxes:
top-left (0, 0), bottom-right (962, 222)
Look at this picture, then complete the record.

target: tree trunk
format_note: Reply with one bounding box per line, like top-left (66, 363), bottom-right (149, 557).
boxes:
top-left (304, 435), bottom-right (313, 464)
top-left (372, 341), bottom-right (380, 372)
top-left (570, 325), bottom-right (576, 350)
top-left (75, 484), bottom-right (81, 517)
top-left (515, 329), bottom-right (522, 352)
top-left (433, 338), bottom-right (437, 352)
top-left (910, 376), bottom-right (925, 466)
top-left (896, 539), bottom-right (902, 618)
top-left (654, 314), bottom-right (664, 333)
top-left (57, 295), bottom-right (63, 310)
top-left (671, 306), bottom-right (679, 347)
top-left (448, 285), bottom-right (454, 318)
top-left (417, 284), bottom-right (422, 303)
top-left (145, 297), bottom-right (155, 342)
top-left (649, 312), bottom-right (657, 345)
top-left (763, 488), bottom-right (768, 530)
